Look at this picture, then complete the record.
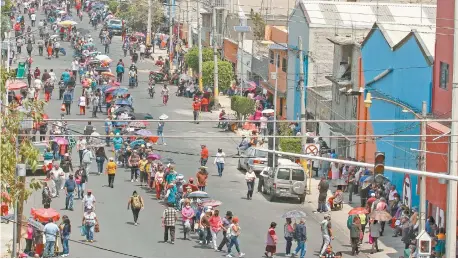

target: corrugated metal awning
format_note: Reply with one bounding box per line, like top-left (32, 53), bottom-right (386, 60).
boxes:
top-left (269, 43), bottom-right (287, 50)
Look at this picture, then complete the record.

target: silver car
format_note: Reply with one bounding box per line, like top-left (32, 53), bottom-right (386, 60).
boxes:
top-left (237, 147), bottom-right (268, 173)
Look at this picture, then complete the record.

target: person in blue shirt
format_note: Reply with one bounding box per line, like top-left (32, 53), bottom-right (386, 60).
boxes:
top-left (104, 118), bottom-right (112, 146)
top-left (62, 89), bottom-right (73, 115)
top-left (116, 61), bottom-right (124, 82)
top-left (64, 174), bottom-right (76, 210)
top-left (112, 133), bottom-right (123, 163)
top-left (43, 219), bottom-right (59, 257)
top-left (61, 69), bottom-right (71, 85)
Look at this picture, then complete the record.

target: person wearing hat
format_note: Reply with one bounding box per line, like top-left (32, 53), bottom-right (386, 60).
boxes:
top-left (200, 144), bottom-right (209, 166)
top-left (217, 211), bottom-right (233, 251)
top-left (82, 205), bottom-right (99, 242)
top-left (196, 166), bottom-right (208, 191)
top-left (82, 189), bottom-right (96, 213)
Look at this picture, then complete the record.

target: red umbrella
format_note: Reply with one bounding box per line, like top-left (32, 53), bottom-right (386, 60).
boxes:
top-left (200, 199), bottom-right (222, 207)
top-left (7, 81), bottom-right (27, 90)
top-left (348, 207), bottom-right (369, 215)
top-left (31, 208), bottom-right (61, 223)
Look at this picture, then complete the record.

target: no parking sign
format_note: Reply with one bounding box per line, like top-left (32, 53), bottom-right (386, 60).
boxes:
top-left (304, 143), bottom-right (320, 156)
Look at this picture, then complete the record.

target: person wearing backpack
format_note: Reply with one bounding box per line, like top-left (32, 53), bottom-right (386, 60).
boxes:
top-left (127, 191), bottom-right (144, 226)
top-left (81, 147), bottom-right (94, 176)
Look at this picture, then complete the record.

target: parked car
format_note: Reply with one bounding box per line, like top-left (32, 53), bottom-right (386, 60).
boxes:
top-left (26, 142), bottom-right (48, 176)
top-left (237, 147), bottom-right (268, 173)
top-left (106, 19), bottom-right (122, 35)
top-left (262, 158), bottom-right (307, 203)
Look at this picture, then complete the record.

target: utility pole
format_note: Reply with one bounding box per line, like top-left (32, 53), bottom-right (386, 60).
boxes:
top-left (168, 0), bottom-right (174, 66)
top-left (239, 28), bottom-right (244, 96)
top-left (186, 0), bottom-right (192, 48)
top-left (212, 5), bottom-right (219, 107)
top-left (272, 53), bottom-right (279, 169)
top-left (146, 0), bottom-right (152, 45)
top-left (298, 36), bottom-right (310, 193)
top-left (445, 0), bottom-right (458, 256)
top-left (197, 0), bottom-right (203, 91)
top-left (419, 101), bottom-right (427, 232)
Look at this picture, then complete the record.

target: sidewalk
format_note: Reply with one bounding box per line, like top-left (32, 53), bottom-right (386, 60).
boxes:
top-left (305, 177), bottom-right (405, 258)
top-left (0, 222), bottom-right (13, 257)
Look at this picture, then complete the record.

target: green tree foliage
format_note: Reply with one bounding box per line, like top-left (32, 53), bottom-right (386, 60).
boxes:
top-left (118, 0), bottom-right (164, 32)
top-left (231, 96), bottom-right (255, 121)
top-left (0, 68), bottom-right (44, 206)
top-left (279, 138), bottom-right (302, 154)
top-left (249, 9), bottom-right (266, 41)
top-left (202, 60), bottom-right (234, 93)
top-left (184, 47), bottom-right (213, 73)
top-left (107, 0), bottom-right (119, 14)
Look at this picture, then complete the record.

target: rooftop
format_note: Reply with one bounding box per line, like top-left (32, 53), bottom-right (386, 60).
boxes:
top-left (297, 0), bottom-right (436, 29)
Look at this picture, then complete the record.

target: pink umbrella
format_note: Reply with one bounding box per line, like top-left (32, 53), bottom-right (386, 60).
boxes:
top-left (7, 81), bottom-right (28, 90)
top-left (200, 199), bottom-right (222, 207)
top-left (53, 137), bottom-right (68, 145)
top-left (134, 32), bottom-right (145, 38)
top-left (105, 87), bottom-right (118, 93)
top-left (110, 81), bottom-right (120, 87)
top-left (147, 154), bottom-right (161, 160)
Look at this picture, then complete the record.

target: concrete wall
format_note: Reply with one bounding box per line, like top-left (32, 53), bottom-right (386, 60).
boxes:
top-left (432, 0), bottom-right (454, 118)
top-left (361, 29), bottom-right (434, 209)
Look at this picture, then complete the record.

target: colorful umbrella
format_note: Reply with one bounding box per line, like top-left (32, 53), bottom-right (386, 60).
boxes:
top-left (7, 81), bottom-right (27, 90)
top-left (105, 86), bottom-right (117, 93)
top-left (130, 139), bottom-right (146, 148)
top-left (58, 20), bottom-right (77, 27)
top-left (348, 207), bottom-right (369, 215)
top-left (187, 191), bottom-right (210, 199)
top-left (200, 199), bottom-right (222, 207)
top-left (147, 153), bottom-right (161, 160)
top-left (128, 121), bottom-right (147, 128)
top-left (113, 88), bottom-right (129, 96)
top-left (369, 210), bottom-right (393, 221)
top-left (52, 137), bottom-right (68, 145)
top-left (95, 54), bottom-right (110, 61)
top-left (281, 210), bottom-right (307, 219)
top-left (134, 32), bottom-right (145, 38)
top-left (136, 129), bottom-right (153, 136)
top-left (30, 208), bottom-right (61, 223)
top-left (110, 81), bottom-right (120, 87)
top-left (101, 72), bottom-right (115, 77)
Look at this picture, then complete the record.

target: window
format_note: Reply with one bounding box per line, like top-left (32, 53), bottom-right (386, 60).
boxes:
top-left (282, 57), bottom-right (287, 72)
top-left (291, 169), bottom-right (305, 181)
top-left (276, 54), bottom-right (281, 68)
top-left (254, 149), bottom-right (268, 158)
top-left (276, 168), bottom-right (290, 180)
top-left (440, 62), bottom-right (449, 89)
top-left (269, 50), bottom-right (274, 64)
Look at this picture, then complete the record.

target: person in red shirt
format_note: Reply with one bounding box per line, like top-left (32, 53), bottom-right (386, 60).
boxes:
top-left (192, 99), bottom-right (201, 124)
top-left (200, 97), bottom-right (209, 112)
top-left (200, 144), bottom-right (209, 166)
top-left (366, 193), bottom-right (377, 213)
top-left (265, 222), bottom-right (278, 258)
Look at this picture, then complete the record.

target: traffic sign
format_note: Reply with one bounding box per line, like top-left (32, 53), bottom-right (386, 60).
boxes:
top-left (304, 144), bottom-right (320, 156)
top-left (234, 26), bottom-right (251, 32)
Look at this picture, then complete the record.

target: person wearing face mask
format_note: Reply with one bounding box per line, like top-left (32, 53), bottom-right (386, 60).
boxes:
top-left (181, 199), bottom-right (194, 240)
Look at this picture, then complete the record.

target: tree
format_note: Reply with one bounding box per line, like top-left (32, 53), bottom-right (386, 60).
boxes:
top-left (202, 60), bottom-right (234, 93)
top-left (0, 68), bottom-right (44, 251)
top-left (107, 0), bottom-right (119, 14)
top-left (230, 96), bottom-right (255, 122)
top-left (184, 47), bottom-right (213, 73)
top-left (250, 9), bottom-right (266, 41)
top-left (118, 0), bottom-right (164, 33)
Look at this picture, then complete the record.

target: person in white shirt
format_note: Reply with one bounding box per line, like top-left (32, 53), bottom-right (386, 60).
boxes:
top-left (30, 13), bottom-right (36, 26)
top-left (50, 164), bottom-right (65, 196)
top-left (82, 190), bottom-right (96, 212)
top-left (76, 137), bottom-right (87, 165)
top-left (214, 148), bottom-right (226, 177)
top-left (245, 169), bottom-right (256, 200)
top-left (49, 69), bottom-right (56, 86)
top-left (34, 78), bottom-right (42, 98)
top-left (71, 59), bottom-right (79, 76)
top-left (260, 115), bottom-right (268, 138)
top-left (79, 95), bottom-right (86, 115)
top-left (139, 43), bottom-right (146, 60)
top-left (27, 86), bottom-right (36, 101)
top-left (388, 185), bottom-right (398, 202)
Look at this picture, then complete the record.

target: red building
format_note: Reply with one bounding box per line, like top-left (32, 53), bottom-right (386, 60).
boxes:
top-left (429, 0), bottom-right (458, 234)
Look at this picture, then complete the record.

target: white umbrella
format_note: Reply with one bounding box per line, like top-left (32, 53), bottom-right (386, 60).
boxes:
top-left (50, 34), bottom-right (59, 39)
top-left (262, 109), bottom-right (275, 114)
top-left (58, 10), bottom-right (67, 14)
top-left (95, 54), bottom-right (111, 61)
top-left (159, 114), bottom-right (169, 120)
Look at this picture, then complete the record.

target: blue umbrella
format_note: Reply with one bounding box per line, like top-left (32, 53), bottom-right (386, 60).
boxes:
top-left (98, 85), bottom-right (110, 92)
top-left (115, 99), bottom-right (131, 105)
top-left (113, 88), bottom-right (129, 96)
top-left (130, 139), bottom-right (146, 148)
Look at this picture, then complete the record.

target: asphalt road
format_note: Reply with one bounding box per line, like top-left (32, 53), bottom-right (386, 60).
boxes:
top-left (20, 7), bottom-right (351, 258)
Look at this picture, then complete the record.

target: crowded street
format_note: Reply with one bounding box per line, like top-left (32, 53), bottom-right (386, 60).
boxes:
top-left (4, 2), bottom-right (352, 258)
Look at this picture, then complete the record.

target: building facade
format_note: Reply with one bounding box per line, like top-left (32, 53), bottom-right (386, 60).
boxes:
top-left (360, 22), bottom-right (435, 209)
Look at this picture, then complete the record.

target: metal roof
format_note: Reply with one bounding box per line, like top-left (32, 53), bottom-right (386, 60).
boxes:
top-left (297, 0), bottom-right (436, 29)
